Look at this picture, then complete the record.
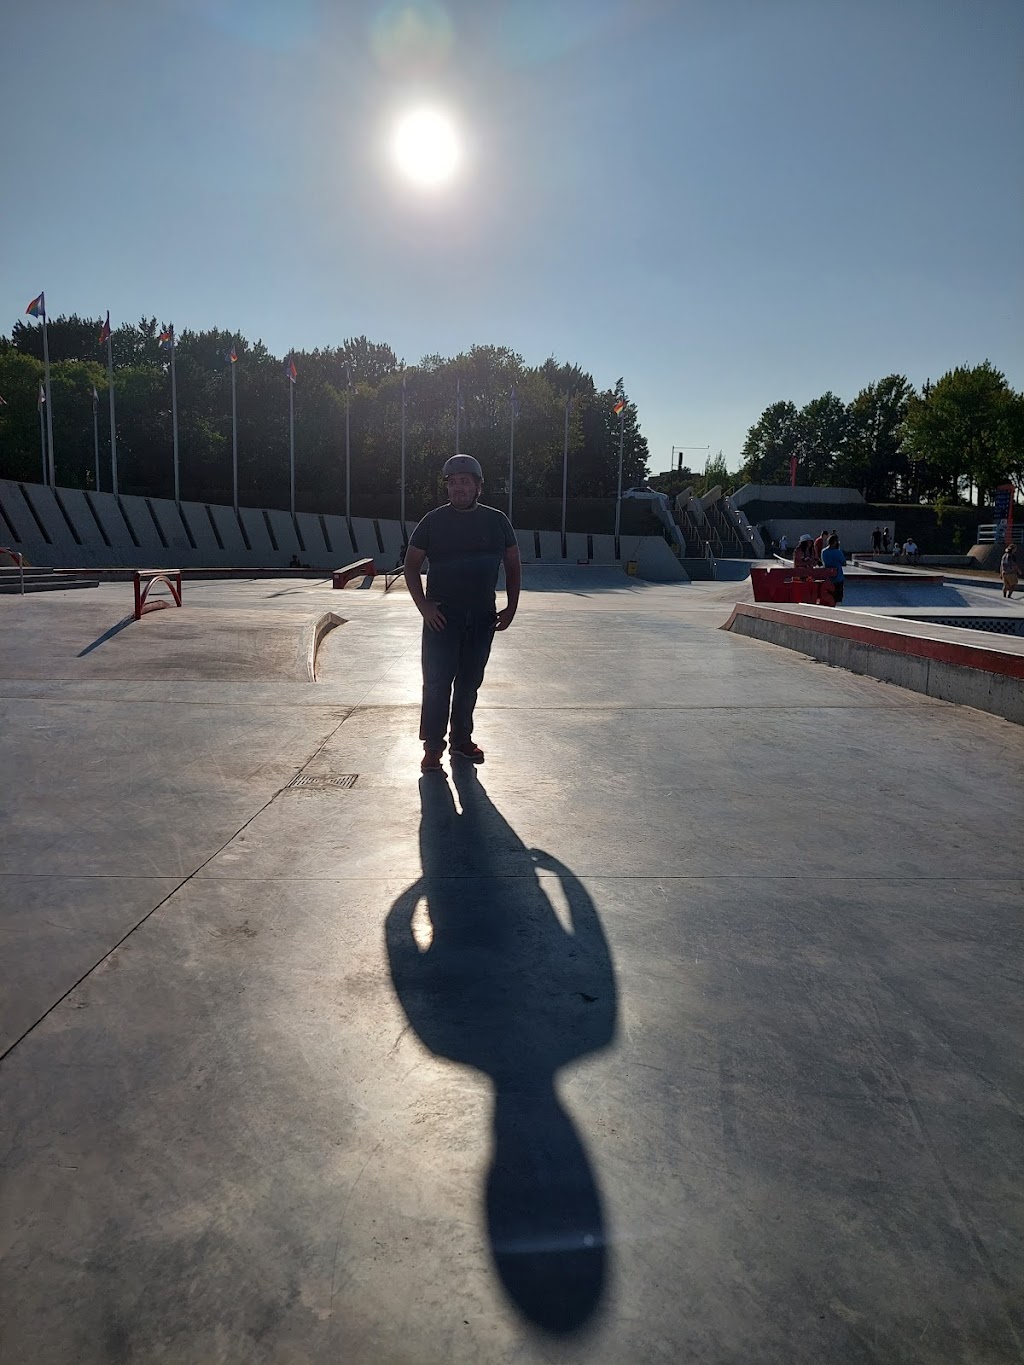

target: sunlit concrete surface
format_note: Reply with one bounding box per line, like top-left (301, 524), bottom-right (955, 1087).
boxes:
top-left (1, 569), bottom-right (1022, 1363)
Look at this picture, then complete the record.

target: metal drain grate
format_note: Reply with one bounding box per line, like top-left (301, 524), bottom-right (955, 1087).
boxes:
top-left (286, 773), bottom-right (359, 790)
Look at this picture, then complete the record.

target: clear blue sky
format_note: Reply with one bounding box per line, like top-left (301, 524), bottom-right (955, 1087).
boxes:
top-left (3, 0), bottom-right (1021, 476)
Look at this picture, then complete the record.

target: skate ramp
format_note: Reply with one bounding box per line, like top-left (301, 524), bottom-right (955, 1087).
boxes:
top-left (846, 576), bottom-right (972, 608)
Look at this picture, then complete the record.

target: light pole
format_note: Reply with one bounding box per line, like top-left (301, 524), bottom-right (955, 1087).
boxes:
top-left (671, 444), bottom-right (709, 474)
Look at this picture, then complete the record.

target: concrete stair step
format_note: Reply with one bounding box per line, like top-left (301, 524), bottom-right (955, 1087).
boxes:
top-left (0, 576), bottom-right (98, 593)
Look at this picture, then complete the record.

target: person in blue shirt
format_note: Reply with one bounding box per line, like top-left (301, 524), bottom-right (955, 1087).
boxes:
top-left (820, 533), bottom-right (847, 605)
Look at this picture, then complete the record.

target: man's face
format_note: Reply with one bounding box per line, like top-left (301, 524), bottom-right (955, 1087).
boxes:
top-left (447, 473), bottom-right (479, 509)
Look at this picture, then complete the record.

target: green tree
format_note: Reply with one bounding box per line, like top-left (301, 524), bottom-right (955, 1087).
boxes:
top-left (795, 392), bottom-right (850, 485)
top-left (739, 400), bottom-right (800, 484)
top-left (839, 375), bottom-right (915, 500)
top-left (903, 362), bottom-right (1018, 503)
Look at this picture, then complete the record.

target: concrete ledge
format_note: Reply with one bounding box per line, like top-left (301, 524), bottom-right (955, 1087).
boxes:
top-left (723, 602), bottom-right (1024, 725)
top-left (299, 611), bottom-right (346, 683)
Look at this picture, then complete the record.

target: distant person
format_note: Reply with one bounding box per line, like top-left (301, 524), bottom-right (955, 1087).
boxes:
top-left (882, 527), bottom-right (891, 553)
top-left (288, 554), bottom-right (301, 568)
top-left (778, 533), bottom-right (789, 556)
top-left (404, 454), bottom-right (521, 773)
top-left (793, 534), bottom-right (816, 569)
top-left (821, 533), bottom-right (847, 605)
top-left (872, 526), bottom-right (882, 553)
top-left (1001, 544), bottom-right (1019, 598)
top-left (904, 537), bottom-right (920, 565)
top-left (813, 529), bottom-right (827, 564)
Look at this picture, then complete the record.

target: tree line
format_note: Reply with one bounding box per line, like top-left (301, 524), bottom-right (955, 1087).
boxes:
top-left (0, 316), bottom-right (649, 517)
top-left (738, 363), bottom-right (1023, 505)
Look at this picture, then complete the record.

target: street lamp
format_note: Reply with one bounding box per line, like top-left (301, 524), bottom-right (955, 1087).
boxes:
top-left (671, 444), bottom-right (709, 473)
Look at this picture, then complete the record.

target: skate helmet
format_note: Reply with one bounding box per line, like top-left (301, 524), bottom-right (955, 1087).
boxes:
top-left (443, 454), bottom-right (483, 480)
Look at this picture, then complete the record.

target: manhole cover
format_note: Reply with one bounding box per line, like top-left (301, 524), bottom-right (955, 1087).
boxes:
top-left (286, 774), bottom-right (358, 790)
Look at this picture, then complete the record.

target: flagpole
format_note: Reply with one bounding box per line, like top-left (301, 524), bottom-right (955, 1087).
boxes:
top-left (288, 361), bottom-right (296, 521)
top-left (400, 374), bottom-right (407, 532)
top-left (92, 389), bottom-right (100, 492)
top-left (38, 388), bottom-right (48, 485)
top-left (231, 354), bottom-right (238, 513)
top-left (107, 330), bottom-right (118, 496)
top-left (345, 364), bottom-right (351, 525)
top-left (561, 390), bottom-right (570, 553)
top-left (507, 393), bottom-right (516, 522)
top-left (170, 336), bottom-right (180, 504)
top-left (41, 299), bottom-right (55, 486)
top-left (455, 376), bottom-right (461, 453)
top-left (614, 404), bottom-right (625, 543)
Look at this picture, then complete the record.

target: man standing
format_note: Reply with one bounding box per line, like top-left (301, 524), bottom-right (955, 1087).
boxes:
top-left (404, 455), bottom-right (521, 773)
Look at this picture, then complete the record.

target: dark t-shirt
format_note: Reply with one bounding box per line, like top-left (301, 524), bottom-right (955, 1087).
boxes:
top-left (409, 503), bottom-right (516, 612)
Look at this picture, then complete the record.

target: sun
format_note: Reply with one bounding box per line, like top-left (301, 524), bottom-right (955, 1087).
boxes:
top-left (391, 107), bottom-right (461, 189)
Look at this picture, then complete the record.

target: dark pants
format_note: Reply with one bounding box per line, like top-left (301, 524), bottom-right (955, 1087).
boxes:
top-left (420, 607), bottom-right (496, 750)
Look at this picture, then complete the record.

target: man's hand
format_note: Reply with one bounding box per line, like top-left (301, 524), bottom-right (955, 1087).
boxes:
top-left (421, 602), bottom-right (447, 632)
top-left (495, 605), bottom-right (516, 632)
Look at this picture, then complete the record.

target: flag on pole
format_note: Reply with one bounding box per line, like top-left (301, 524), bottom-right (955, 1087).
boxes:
top-left (285, 357), bottom-right (297, 383)
top-left (92, 386), bottom-right (99, 403)
top-left (226, 345), bottom-right (238, 364)
top-left (510, 385), bottom-right (520, 419)
top-left (456, 379), bottom-right (465, 415)
top-left (25, 292), bottom-right (45, 318)
top-left (158, 328), bottom-right (174, 350)
top-left (98, 312), bottom-right (111, 346)
top-left (38, 383), bottom-right (45, 409)
top-left (612, 391), bottom-right (625, 417)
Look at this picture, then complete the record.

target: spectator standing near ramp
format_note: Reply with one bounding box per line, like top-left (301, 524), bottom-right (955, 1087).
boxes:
top-left (793, 534), bottom-right (816, 569)
top-left (821, 533), bottom-right (847, 605)
top-left (1001, 543), bottom-right (1019, 598)
top-left (404, 455), bottom-right (522, 773)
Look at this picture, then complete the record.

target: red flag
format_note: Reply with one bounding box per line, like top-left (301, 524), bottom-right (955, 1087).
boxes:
top-left (789, 455), bottom-right (797, 487)
top-left (98, 311), bottom-right (111, 346)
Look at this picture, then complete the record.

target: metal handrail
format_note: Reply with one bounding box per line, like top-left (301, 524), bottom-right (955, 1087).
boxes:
top-left (978, 524), bottom-right (1023, 544)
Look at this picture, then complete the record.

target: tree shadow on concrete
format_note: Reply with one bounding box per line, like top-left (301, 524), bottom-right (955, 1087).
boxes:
top-left (385, 764), bottom-right (618, 1335)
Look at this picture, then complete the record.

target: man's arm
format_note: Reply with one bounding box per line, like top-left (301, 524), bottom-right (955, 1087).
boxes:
top-left (404, 545), bottom-right (446, 631)
top-left (496, 543), bottom-right (521, 631)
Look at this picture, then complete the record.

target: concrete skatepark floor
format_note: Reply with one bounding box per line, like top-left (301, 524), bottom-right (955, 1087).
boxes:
top-left (1, 569), bottom-right (1022, 1363)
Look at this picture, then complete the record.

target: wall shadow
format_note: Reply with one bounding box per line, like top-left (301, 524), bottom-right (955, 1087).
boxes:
top-left (385, 765), bottom-right (618, 1335)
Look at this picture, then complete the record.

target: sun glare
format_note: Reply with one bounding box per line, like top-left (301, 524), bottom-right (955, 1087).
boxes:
top-left (392, 107), bottom-right (461, 189)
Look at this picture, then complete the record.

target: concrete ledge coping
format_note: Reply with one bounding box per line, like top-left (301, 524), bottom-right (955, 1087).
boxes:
top-left (722, 602), bottom-right (1024, 680)
top-left (299, 611), bottom-right (346, 683)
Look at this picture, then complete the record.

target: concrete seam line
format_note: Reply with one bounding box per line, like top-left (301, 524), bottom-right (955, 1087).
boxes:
top-left (299, 610), bottom-right (346, 683)
top-left (0, 710), bottom-right (355, 1069)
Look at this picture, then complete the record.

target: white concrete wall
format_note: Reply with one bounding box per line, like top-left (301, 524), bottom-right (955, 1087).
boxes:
top-left (0, 482), bottom-right (698, 583)
top-left (564, 532), bottom-right (589, 562)
top-left (732, 484), bottom-right (867, 509)
top-left (590, 534), bottom-right (619, 564)
top-left (538, 531), bottom-right (562, 560)
top-left (767, 519), bottom-right (895, 554)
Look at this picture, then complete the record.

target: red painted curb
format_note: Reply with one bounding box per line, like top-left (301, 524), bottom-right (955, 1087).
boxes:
top-left (723, 602), bottom-right (1024, 681)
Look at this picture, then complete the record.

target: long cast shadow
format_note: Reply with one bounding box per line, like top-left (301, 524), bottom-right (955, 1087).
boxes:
top-left (77, 616), bottom-right (135, 657)
top-left (385, 765), bottom-right (617, 1334)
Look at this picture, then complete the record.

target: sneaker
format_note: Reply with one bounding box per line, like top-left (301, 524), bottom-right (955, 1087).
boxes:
top-left (420, 749), bottom-right (444, 773)
top-left (450, 740), bottom-right (485, 763)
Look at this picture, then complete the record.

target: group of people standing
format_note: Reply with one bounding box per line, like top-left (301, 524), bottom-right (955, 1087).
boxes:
top-left (789, 530), bottom-right (848, 603)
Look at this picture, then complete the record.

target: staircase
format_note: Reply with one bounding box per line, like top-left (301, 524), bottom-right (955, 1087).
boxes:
top-left (0, 565), bottom-right (99, 594)
top-left (706, 503), bottom-right (748, 557)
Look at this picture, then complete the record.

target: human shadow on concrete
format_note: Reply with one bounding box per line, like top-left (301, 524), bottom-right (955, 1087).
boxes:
top-left (385, 765), bottom-right (618, 1335)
